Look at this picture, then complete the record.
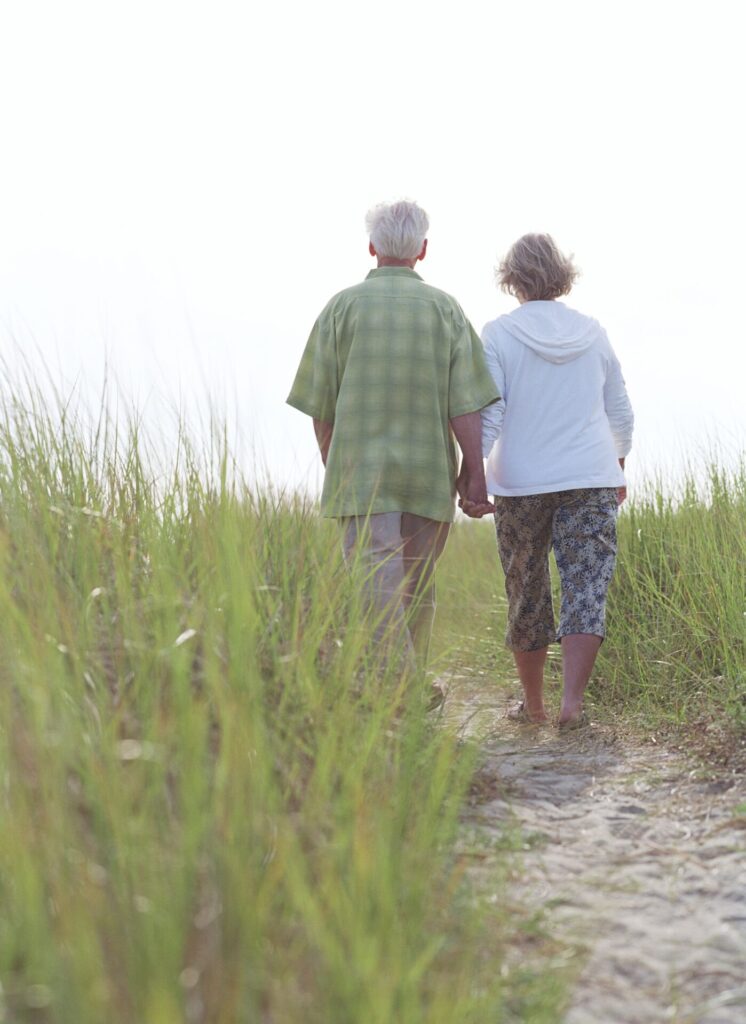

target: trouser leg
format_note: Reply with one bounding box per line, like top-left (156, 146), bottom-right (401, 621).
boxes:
top-left (494, 494), bottom-right (556, 651)
top-left (552, 488), bottom-right (618, 721)
top-left (400, 514), bottom-right (450, 667)
top-left (552, 488), bottom-right (618, 641)
top-left (342, 513), bottom-right (416, 669)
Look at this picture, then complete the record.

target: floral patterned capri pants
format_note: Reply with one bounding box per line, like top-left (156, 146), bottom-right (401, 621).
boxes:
top-left (493, 488), bottom-right (618, 651)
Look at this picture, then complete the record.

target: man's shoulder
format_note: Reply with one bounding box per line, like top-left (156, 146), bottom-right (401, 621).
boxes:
top-left (332, 274), bottom-right (464, 307)
top-left (317, 276), bottom-right (472, 341)
top-left (413, 279), bottom-right (466, 313)
top-left (318, 280), bottom-right (366, 313)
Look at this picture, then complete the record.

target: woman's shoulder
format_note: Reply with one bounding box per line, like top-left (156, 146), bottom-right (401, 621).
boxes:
top-left (548, 303), bottom-right (613, 354)
top-left (480, 312), bottom-right (516, 343)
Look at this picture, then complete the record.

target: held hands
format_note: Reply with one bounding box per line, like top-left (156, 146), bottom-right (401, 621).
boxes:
top-left (459, 496), bottom-right (495, 518)
top-left (456, 465), bottom-right (495, 519)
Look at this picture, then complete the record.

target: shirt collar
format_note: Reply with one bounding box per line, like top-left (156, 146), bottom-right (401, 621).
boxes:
top-left (365, 267), bottom-right (424, 281)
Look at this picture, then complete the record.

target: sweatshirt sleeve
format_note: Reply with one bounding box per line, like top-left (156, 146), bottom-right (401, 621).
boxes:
top-left (603, 339), bottom-right (634, 457)
top-left (480, 324), bottom-right (507, 458)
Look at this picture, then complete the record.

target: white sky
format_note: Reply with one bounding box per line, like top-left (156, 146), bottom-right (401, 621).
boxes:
top-left (1, 0), bottom-right (744, 493)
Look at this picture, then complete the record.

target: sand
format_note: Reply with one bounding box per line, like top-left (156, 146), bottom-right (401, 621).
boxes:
top-left (445, 677), bottom-right (746, 1024)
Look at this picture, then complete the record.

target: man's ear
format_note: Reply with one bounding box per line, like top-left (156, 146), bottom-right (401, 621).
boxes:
top-left (369, 242), bottom-right (377, 258)
top-left (417, 239), bottom-right (428, 262)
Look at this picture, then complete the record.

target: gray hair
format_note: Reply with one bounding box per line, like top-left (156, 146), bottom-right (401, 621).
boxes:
top-left (497, 233), bottom-right (579, 301)
top-left (365, 200), bottom-right (429, 259)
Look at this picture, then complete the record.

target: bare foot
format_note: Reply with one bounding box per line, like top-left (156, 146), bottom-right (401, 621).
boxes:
top-left (558, 706), bottom-right (588, 730)
top-left (507, 701), bottom-right (549, 725)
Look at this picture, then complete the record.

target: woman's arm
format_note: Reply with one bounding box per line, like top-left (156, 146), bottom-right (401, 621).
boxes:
top-left (603, 349), bottom-right (634, 458)
top-left (480, 328), bottom-right (507, 458)
top-left (603, 336), bottom-right (633, 506)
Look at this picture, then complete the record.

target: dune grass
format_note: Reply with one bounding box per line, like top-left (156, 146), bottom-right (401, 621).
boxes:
top-left (433, 466), bottom-right (746, 729)
top-left (0, 389), bottom-right (557, 1023)
top-left (1, 378), bottom-right (742, 1021)
top-left (600, 464), bottom-right (746, 725)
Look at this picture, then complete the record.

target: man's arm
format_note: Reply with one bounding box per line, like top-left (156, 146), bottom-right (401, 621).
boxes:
top-left (450, 411), bottom-right (494, 518)
top-left (313, 418), bottom-right (333, 467)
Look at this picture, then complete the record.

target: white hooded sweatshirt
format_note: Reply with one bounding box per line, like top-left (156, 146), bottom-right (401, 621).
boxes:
top-left (480, 301), bottom-right (634, 496)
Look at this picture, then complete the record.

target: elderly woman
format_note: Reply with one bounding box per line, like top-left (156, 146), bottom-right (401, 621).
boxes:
top-left (480, 234), bottom-right (634, 728)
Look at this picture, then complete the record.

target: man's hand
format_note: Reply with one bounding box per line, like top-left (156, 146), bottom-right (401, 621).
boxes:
top-left (451, 411), bottom-right (495, 519)
top-left (456, 466), bottom-right (495, 518)
top-left (459, 495), bottom-right (496, 518)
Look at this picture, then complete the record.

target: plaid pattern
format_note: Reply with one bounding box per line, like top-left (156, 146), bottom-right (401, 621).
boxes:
top-left (288, 267), bottom-right (499, 522)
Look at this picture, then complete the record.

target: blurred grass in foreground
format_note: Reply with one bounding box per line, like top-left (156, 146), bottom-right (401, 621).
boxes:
top-left (1, 377), bottom-right (742, 1022)
top-left (0, 385), bottom-right (561, 1023)
top-left (435, 466), bottom-right (746, 728)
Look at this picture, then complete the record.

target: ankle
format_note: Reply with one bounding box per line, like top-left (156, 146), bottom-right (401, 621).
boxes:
top-left (525, 700), bottom-right (547, 719)
top-left (559, 700), bottom-right (583, 721)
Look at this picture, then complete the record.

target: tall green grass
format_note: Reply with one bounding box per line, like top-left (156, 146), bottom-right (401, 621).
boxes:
top-left (434, 467), bottom-right (746, 727)
top-left (0, 386), bottom-right (538, 1023)
top-left (601, 464), bottom-right (746, 724)
top-left (2, 376), bottom-right (741, 1021)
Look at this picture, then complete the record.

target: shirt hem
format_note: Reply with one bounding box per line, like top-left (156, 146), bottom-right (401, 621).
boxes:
top-left (449, 393), bottom-right (500, 419)
top-left (286, 395), bottom-right (332, 421)
top-left (320, 501), bottom-right (455, 524)
top-left (489, 479), bottom-right (624, 497)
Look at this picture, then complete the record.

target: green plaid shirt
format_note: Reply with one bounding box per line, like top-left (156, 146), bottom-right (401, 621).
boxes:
top-left (287, 267), bottom-right (499, 522)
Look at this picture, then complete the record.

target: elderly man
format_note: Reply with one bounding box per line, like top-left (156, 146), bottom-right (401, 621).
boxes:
top-left (287, 200), bottom-right (498, 674)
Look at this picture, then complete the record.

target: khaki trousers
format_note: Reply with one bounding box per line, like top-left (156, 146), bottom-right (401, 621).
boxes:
top-left (342, 512), bottom-right (450, 669)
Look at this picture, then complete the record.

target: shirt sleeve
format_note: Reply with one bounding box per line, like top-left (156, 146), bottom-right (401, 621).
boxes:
top-left (480, 325), bottom-right (506, 457)
top-left (447, 309), bottom-right (501, 419)
top-left (603, 337), bottom-right (634, 457)
top-left (286, 300), bottom-right (338, 422)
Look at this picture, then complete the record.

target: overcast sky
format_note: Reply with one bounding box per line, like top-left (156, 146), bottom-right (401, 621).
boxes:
top-left (1, 0), bottom-right (744, 493)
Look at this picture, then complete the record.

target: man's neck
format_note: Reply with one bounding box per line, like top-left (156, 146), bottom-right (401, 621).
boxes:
top-left (376, 257), bottom-right (417, 269)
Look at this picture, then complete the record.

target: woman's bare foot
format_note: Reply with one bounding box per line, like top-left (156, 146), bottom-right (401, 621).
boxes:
top-left (507, 700), bottom-right (549, 724)
top-left (558, 707), bottom-right (589, 730)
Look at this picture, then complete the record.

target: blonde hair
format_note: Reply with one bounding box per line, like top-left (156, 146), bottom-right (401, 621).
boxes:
top-left (497, 233), bottom-right (579, 301)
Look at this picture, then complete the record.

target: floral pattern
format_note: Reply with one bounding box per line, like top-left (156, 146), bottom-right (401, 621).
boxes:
top-left (493, 488), bottom-right (618, 651)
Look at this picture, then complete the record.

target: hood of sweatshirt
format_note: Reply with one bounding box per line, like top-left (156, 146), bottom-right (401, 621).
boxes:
top-left (499, 301), bottom-right (600, 364)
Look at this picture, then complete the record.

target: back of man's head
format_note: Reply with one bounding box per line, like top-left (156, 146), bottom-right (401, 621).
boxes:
top-left (365, 200), bottom-right (429, 260)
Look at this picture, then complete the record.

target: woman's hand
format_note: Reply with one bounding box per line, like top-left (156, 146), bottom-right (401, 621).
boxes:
top-left (617, 457), bottom-right (627, 505)
top-left (456, 466), bottom-right (495, 518)
top-left (459, 495), bottom-right (495, 518)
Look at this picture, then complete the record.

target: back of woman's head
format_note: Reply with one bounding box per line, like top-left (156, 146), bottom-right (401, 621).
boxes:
top-left (497, 233), bottom-right (578, 301)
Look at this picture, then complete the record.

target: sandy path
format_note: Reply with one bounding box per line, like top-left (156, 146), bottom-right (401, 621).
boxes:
top-left (445, 678), bottom-right (746, 1024)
